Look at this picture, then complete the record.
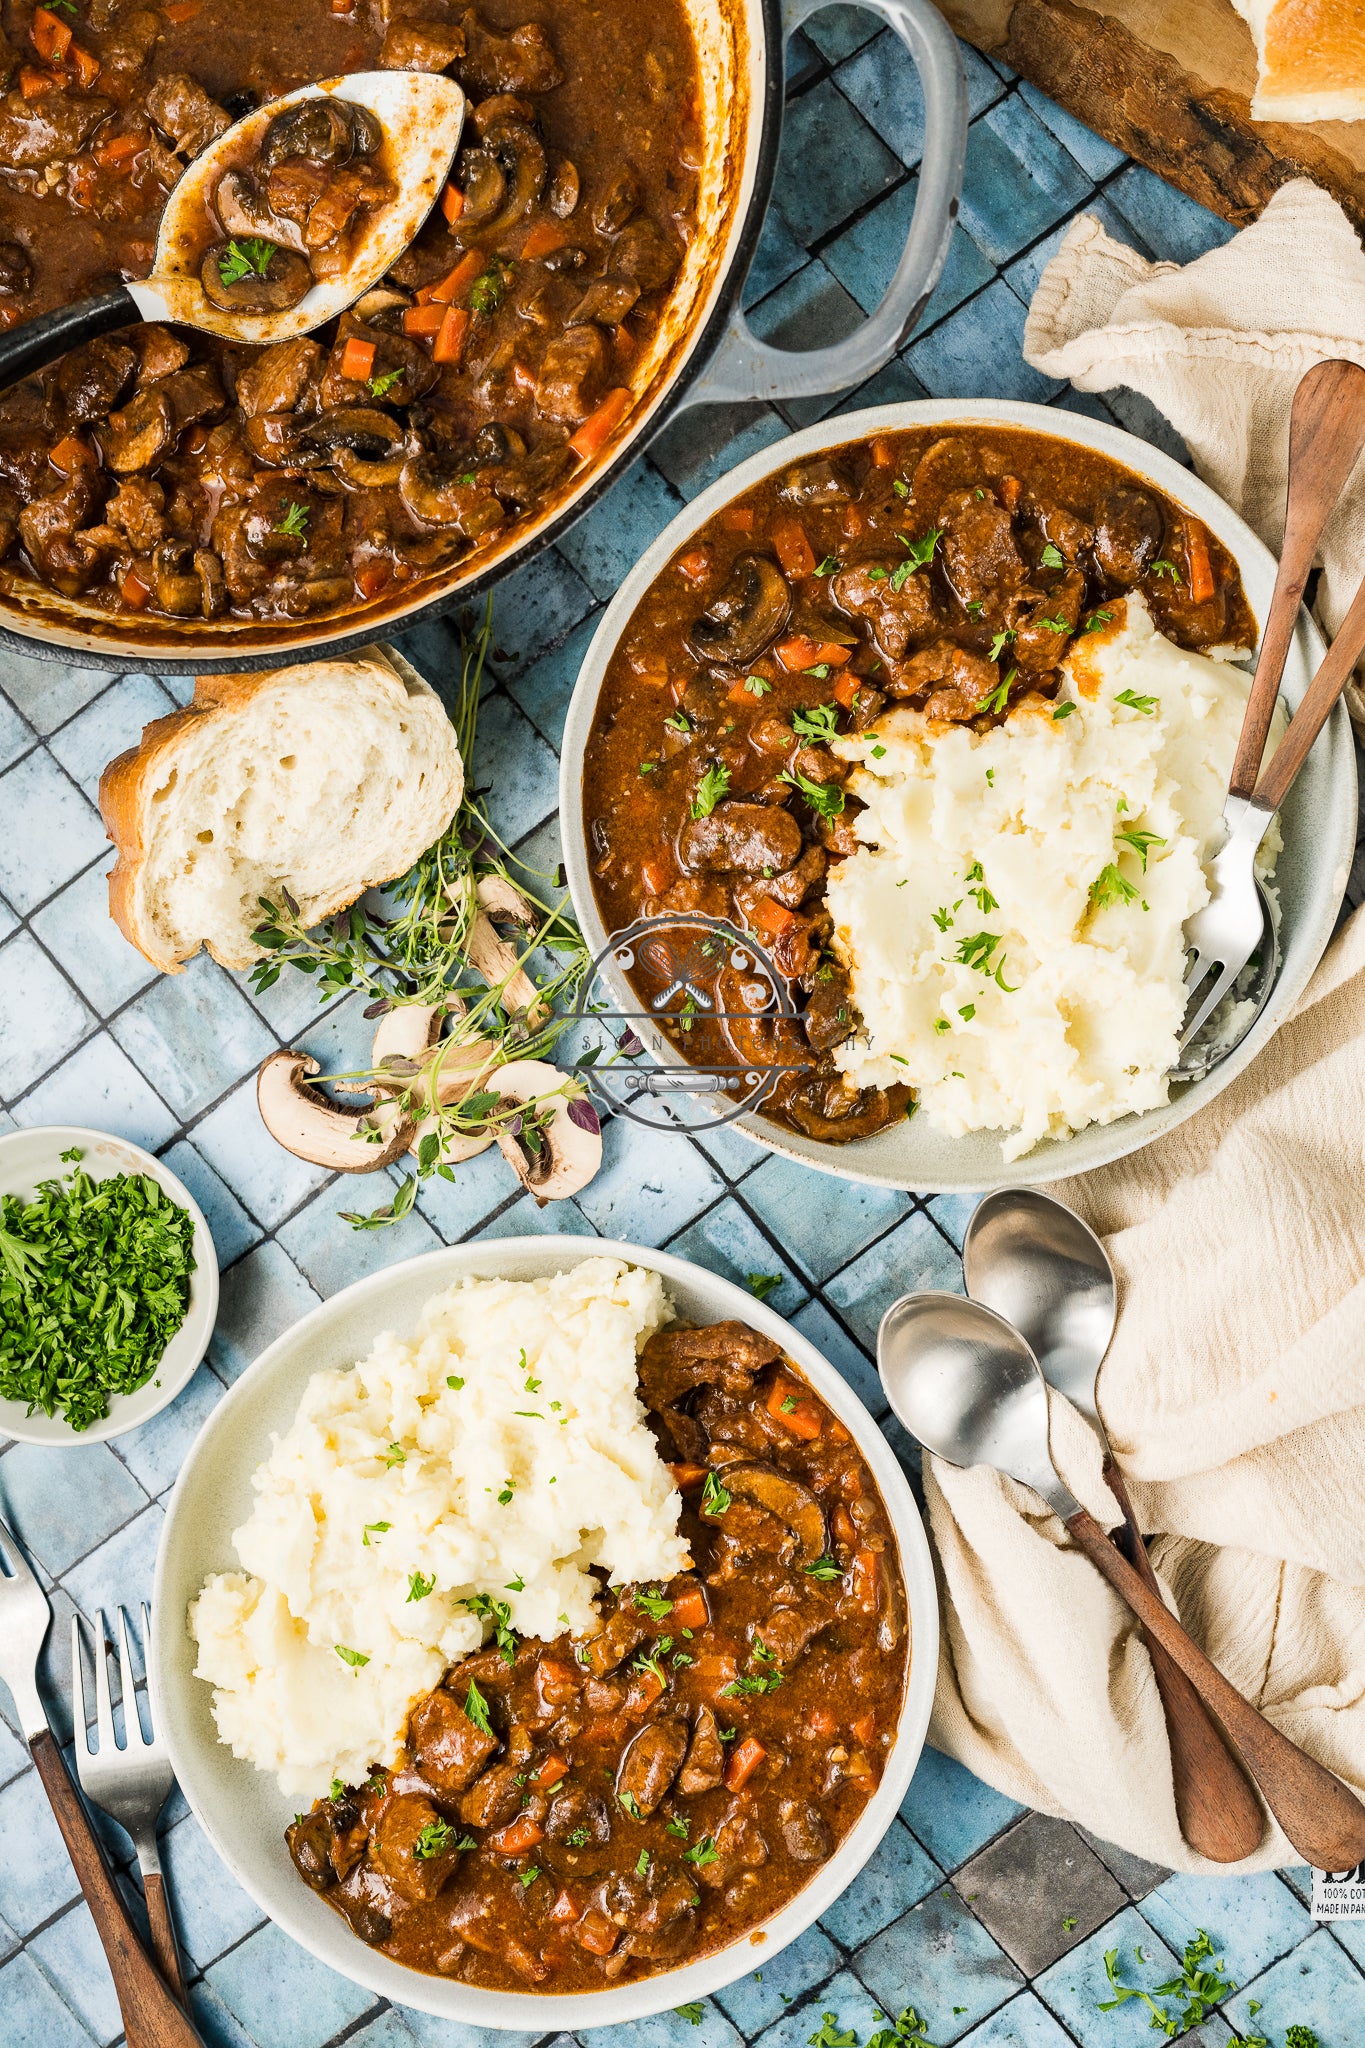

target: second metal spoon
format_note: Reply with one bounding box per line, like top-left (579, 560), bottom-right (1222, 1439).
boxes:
top-left (963, 1188), bottom-right (1263, 1862)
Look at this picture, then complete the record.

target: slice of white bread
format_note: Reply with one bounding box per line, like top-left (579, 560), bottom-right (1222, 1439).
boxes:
top-left (99, 646), bottom-right (464, 974)
top-left (1231, 0), bottom-right (1365, 121)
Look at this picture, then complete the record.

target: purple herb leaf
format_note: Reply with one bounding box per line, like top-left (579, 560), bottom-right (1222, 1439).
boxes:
top-left (567, 1097), bottom-right (601, 1135)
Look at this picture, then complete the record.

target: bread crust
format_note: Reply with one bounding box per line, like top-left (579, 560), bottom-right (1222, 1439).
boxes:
top-left (99, 646), bottom-right (462, 974)
top-left (1234, 0), bottom-right (1365, 121)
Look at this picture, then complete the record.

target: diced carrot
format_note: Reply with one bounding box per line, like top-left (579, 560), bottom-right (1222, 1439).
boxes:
top-left (163, 0), bottom-right (200, 19)
top-left (432, 304), bottom-right (469, 365)
top-left (722, 505), bottom-right (754, 532)
top-left (402, 302), bottom-right (446, 338)
top-left (511, 359), bottom-right (537, 397)
top-left (841, 503), bottom-right (864, 538)
top-left (339, 334), bottom-right (376, 382)
top-left (850, 1547), bottom-right (879, 1614)
top-left (530, 1752), bottom-right (569, 1790)
top-left (829, 1419), bottom-right (849, 1444)
top-left (751, 896), bottom-right (797, 939)
top-left (775, 635), bottom-right (850, 672)
top-left (694, 1652), bottom-right (737, 1692)
top-left (770, 515), bottom-right (815, 580)
top-left (439, 181), bottom-right (465, 224)
top-left (723, 1735), bottom-right (766, 1792)
top-left (521, 218), bottom-right (567, 260)
top-left (18, 64), bottom-right (56, 96)
top-left (355, 559), bottom-right (392, 601)
top-left (833, 671), bottom-right (859, 710)
top-left (870, 435), bottom-right (895, 467)
top-left (1186, 522), bottom-right (1215, 605)
top-left (766, 1373), bottom-right (822, 1440)
top-left (569, 386), bottom-right (631, 462)
top-left (581, 1717), bottom-right (624, 1745)
top-left (831, 1503), bottom-right (856, 1547)
top-left (667, 1461), bottom-right (707, 1493)
top-left (68, 41), bottom-right (100, 85)
top-left (119, 565), bottom-right (151, 609)
top-left (94, 132), bottom-right (138, 167)
top-left (550, 1889), bottom-right (580, 1925)
top-left (674, 548), bottom-right (709, 583)
top-left (809, 1707), bottom-right (837, 1737)
top-left (576, 1908), bottom-right (617, 1956)
top-left (671, 1584), bottom-right (708, 1631)
top-left (851, 1713), bottom-right (877, 1744)
top-left (49, 435), bottom-right (88, 476)
top-left (31, 9), bottom-right (71, 61)
top-left (625, 1667), bottom-right (665, 1713)
top-left (640, 857), bottom-right (671, 898)
top-left (535, 1656), bottom-right (580, 1703)
top-left (430, 248), bottom-right (484, 303)
top-left (997, 474), bottom-right (1022, 511)
top-left (487, 1814), bottom-right (545, 1854)
top-left (840, 1465), bottom-right (863, 1499)
top-left (611, 322), bottom-right (636, 362)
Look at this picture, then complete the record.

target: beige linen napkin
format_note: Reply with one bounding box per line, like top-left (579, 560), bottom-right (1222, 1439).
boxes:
top-left (1021, 177), bottom-right (1365, 730)
top-left (926, 903), bottom-right (1365, 1871)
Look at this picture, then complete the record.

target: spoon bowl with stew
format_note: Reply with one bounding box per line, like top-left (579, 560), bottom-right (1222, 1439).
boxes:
top-left (0, 70), bottom-right (466, 389)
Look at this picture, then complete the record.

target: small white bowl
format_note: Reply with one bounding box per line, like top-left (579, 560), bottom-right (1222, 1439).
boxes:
top-left (152, 1237), bottom-right (938, 2029)
top-left (0, 1124), bottom-right (219, 1447)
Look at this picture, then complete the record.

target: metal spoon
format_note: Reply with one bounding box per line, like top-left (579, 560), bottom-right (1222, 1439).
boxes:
top-left (963, 1189), bottom-right (1263, 1862)
top-left (0, 71), bottom-right (465, 390)
top-left (877, 1289), bottom-right (1365, 1871)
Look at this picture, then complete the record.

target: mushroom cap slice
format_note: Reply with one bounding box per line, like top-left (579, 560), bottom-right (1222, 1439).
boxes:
top-left (488, 1058), bottom-right (601, 1200)
top-left (686, 552), bottom-right (792, 668)
top-left (256, 1049), bottom-right (413, 1170)
top-left (720, 1461), bottom-right (827, 1565)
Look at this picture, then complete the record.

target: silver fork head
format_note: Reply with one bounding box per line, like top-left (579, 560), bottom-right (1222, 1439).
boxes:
top-left (0, 1514), bottom-right (52, 1743)
top-left (72, 1605), bottom-right (175, 1841)
top-left (1175, 801), bottom-right (1279, 1067)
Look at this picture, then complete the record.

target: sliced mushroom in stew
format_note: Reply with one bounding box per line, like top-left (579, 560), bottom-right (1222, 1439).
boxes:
top-left (285, 1318), bottom-right (909, 1990)
top-left (582, 425), bottom-right (1257, 1143)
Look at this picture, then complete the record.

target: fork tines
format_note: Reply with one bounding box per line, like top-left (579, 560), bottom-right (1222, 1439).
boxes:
top-left (72, 1605), bottom-right (158, 1762)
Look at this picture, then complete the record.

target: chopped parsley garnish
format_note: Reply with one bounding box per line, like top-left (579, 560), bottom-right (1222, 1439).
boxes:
top-left (954, 931), bottom-right (1018, 991)
top-left (506, 1575), bottom-right (525, 1592)
top-left (1115, 688), bottom-right (1159, 715)
top-left (406, 1571), bottom-right (435, 1601)
top-left (802, 663), bottom-right (831, 680)
top-left (664, 711), bottom-right (692, 734)
top-left (691, 760), bottom-right (731, 818)
top-left (1080, 609), bottom-right (1112, 633)
top-left (619, 1789), bottom-right (643, 1820)
top-left (361, 1521), bottom-right (390, 1546)
top-left (931, 906), bottom-right (953, 933)
top-left (497, 1478), bottom-right (515, 1504)
top-left (1099, 1928), bottom-right (1236, 2038)
top-left (1034, 615), bottom-right (1070, 633)
top-left (634, 1587), bottom-right (674, 1620)
top-left (779, 1395), bottom-right (798, 1414)
top-left (1150, 558), bottom-right (1181, 582)
top-left (987, 628), bottom-right (1015, 663)
top-left (335, 1645), bottom-right (369, 1667)
top-left (720, 1671), bottom-right (782, 1698)
top-left (218, 236), bottom-right (276, 287)
top-left (1117, 827), bottom-right (1166, 870)
top-left (0, 1156), bottom-right (195, 1431)
top-left (565, 1825), bottom-right (591, 1846)
top-left (1051, 701), bottom-right (1075, 720)
top-left (959, 1003), bottom-right (975, 1020)
top-left (981, 666), bottom-right (1016, 717)
top-left (446, 1374), bottom-right (465, 1390)
top-left (274, 500), bottom-right (309, 538)
top-left (813, 556), bottom-right (838, 576)
top-left (804, 1556), bottom-right (842, 1580)
top-left (744, 674), bottom-right (771, 695)
top-left (778, 764), bottom-right (845, 819)
top-left (636, 1847), bottom-right (651, 1875)
top-left (470, 267), bottom-right (505, 314)
top-left (898, 526), bottom-right (941, 570)
top-left (1038, 542), bottom-right (1066, 569)
top-left (676, 2004), bottom-right (705, 2025)
top-left (683, 1835), bottom-right (719, 1866)
top-left (746, 1272), bottom-right (783, 1301)
top-left (870, 743), bottom-right (886, 758)
top-left (639, 760), bottom-right (657, 775)
top-left (1089, 863), bottom-right (1140, 910)
top-left (791, 701), bottom-right (840, 742)
top-left (329, 1778), bottom-right (345, 1800)
top-left (701, 1469), bottom-right (731, 1516)
top-left (385, 1442), bottom-right (406, 1468)
top-left (465, 1592), bottom-right (518, 1663)
top-left (414, 1819), bottom-right (457, 1859)
top-left (463, 1680), bottom-right (493, 1735)
top-left (666, 1815), bottom-right (691, 1839)
top-left (807, 2014), bottom-right (857, 2048)
top-left (368, 367), bottom-right (402, 399)
top-left (519, 1865), bottom-right (540, 1888)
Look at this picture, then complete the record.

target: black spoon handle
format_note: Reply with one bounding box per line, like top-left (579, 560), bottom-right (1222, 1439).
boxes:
top-left (0, 284), bottom-right (140, 389)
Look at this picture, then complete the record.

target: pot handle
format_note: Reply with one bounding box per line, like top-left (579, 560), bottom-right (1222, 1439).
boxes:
top-left (680, 0), bottom-right (967, 408)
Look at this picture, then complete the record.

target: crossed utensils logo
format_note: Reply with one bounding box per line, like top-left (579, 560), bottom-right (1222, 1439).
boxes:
top-left (571, 912), bottom-right (815, 1129)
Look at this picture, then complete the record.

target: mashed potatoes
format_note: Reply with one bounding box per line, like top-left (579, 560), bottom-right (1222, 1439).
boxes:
top-left (826, 596), bottom-right (1279, 1159)
top-left (190, 1257), bottom-right (690, 1797)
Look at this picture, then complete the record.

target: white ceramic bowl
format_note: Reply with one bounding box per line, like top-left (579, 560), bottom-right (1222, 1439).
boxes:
top-left (0, 1124), bottom-right (219, 1447)
top-left (152, 1237), bottom-right (938, 2029)
top-left (558, 399), bottom-right (1358, 1192)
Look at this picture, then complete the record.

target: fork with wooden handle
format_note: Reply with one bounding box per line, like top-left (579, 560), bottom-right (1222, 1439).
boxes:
top-left (0, 1517), bottom-right (203, 2048)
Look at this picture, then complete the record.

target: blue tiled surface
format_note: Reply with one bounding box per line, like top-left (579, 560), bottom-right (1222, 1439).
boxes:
top-left (3, 20), bottom-right (1365, 2048)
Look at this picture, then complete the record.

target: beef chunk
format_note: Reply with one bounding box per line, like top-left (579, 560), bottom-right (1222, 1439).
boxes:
top-left (753, 1604), bottom-right (827, 1666)
top-left (98, 8), bottom-right (162, 95)
top-left (831, 558), bottom-right (937, 660)
top-left (803, 969), bottom-right (854, 1054)
top-left (1013, 567), bottom-right (1085, 669)
top-left (369, 1791), bottom-right (465, 1901)
top-left (459, 1758), bottom-right (525, 1830)
top-left (781, 1071), bottom-right (906, 1142)
top-left (610, 219), bottom-right (678, 292)
top-left (885, 638), bottom-right (999, 720)
top-left (0, 93), bottom-right (115, 170)
top-left (546, 1783), bottom-right (612, 1843)
top-left (134, 326), bottom-right (191, 383)
top-left (20, 471), bottom-right (100, 595)
top-left (735, 844), bottom-right (826, 928)
top-left (0, 242), bottom-right (31, 297)
top-left (679, 800), bottom-right (803, 877)
top-left (106, 477), bottom-right (166, 552)
top-left (379, 17), bottom-right (466, 67)
top-left (939, 486), bottom-right (1026, 616)
top-left (235, 338), bottom-right (324, 418)
top-left (55, 339), bottom-right (137, 426)
top-left (1025, 491), bottom-right (1093, 562)
top-left (580, 1600), bottom-right (649, 1679)
top-left (459, 7), bottom-right (563, 92)
top-left (285, 1809), bottom-right (336, 1890)
top-left (409, 1684), bottom-right (500, 1793)
top-left (534, 323), bottom-right (607, 423)
top-left (677, 1705), bottom-right (725, 1795)
top-left (616, 1718), bottom-right (688, 1815)
top-left (1092, 486), bottom-right (1163, 588)
top-left (146, 73), bottom-right (230, 157)
top-left (639, 1321), bottom-right (781, 1408)
top-left (780, 1799), bottom-right (833, 1862)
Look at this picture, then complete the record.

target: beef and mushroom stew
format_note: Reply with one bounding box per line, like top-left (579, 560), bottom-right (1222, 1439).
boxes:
top-left (583, 425), bottom-right (1257, 1144)
top-left (0, 0), bottom-right (699, 622)
top-left (286, 1317), bottom-right (909, 1990)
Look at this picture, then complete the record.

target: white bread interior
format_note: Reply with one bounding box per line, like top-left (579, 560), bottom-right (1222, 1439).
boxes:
top-left (99, 646), bottom-right (464, 974)
top-left (1231, 0), bottom-right (1365, 121)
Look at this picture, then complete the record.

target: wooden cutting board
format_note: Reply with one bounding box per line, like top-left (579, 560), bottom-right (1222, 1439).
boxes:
top-left (936, 0), bottom-right (1365, 238)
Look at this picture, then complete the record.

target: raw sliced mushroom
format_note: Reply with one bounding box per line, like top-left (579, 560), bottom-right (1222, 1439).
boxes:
top-left (462, 903), bottom-right (545, 1021)
top-left (686, 552), bottom-right (791, 668)
top-left (100, 389), bottom-right (173, 474)
top-left (213, 167), bottom-right (307, 253)
top-left (475, 870), bottom-right (540, 934)
top-left (721, 1462), bottom-right (827, 1565)
top-left (256, 1049), bottom-right (413, 1170)
top-left (486, 1058), bottom-right (601, 1200)
top-left (368, 999), bottom-right (497, 1163)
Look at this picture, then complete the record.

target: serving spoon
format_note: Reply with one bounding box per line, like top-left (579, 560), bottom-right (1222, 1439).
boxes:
top-left (963, 1189), bottom-right (1262, 1862)
top-left (0, 70), bottom-right (466, 390)
top-left (878, 1288), bottom-right (1365, 1870)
